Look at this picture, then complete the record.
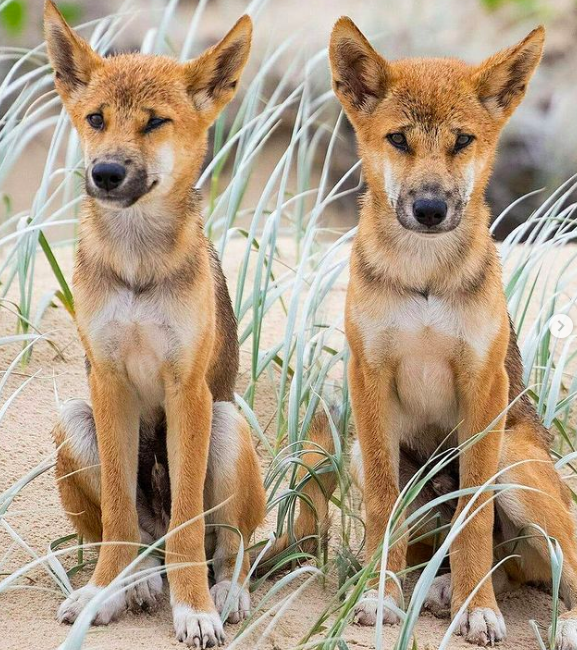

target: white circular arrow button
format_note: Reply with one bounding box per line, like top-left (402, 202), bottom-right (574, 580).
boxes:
top-left (548, 314), bottom-right (574, 339)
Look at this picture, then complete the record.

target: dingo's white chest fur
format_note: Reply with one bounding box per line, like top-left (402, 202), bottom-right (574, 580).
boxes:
top-left (352, 291), bottom-right (499, 445)
top-left (85, 287), bottom-right (198, 408)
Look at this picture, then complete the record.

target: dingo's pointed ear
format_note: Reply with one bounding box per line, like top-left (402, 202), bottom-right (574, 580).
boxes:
top-left (44, 0), bottom-right (102, 100)
top-left (329, 17), bottom-right (392, 119)
top-left (184, 15), bottom-right (252, 121)
top-left (473, 26), bottom-right (545, 120)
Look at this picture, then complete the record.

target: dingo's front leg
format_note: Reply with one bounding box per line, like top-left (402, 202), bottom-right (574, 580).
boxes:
top-left (349, 353), bottom-right (406, 627)
top-left (451, 364), bottom-right (508, 646)
top-left (165, 376), bottom-right (223, 649)
top-left (58, 368), bottom-right (141, 625)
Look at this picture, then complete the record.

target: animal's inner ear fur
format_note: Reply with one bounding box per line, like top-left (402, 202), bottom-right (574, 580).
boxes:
top-left (184, 15), bottom-right (252, 118)
top-left (329, 17), bottom-right (391, 116)
top-left (472, 26), bottom-right (545, 120)
top-left (44, 0), bottom-right (102, 98)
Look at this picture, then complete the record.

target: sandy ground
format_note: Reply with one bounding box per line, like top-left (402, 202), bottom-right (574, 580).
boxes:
top-left (0, 238), bottom-right (574, 650)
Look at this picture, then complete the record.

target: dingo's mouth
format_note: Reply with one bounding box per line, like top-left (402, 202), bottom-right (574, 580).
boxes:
top-left (90, 179), bottom-right (160, 208)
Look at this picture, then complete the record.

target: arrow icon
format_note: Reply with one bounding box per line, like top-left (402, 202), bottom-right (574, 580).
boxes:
top-left (548, 314), bottom-right (574, 339)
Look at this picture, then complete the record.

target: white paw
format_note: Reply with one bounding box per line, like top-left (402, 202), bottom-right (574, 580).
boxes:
top-left (125, 563), bottom-right (163, 612)
top-left (173, 604), bottom-right (225, 648)
top-left (353, 589), bottom-right (401, 626)
top-left (424, 573), bottom-right (452, 618)
top-left (57, 559), bottom-right (163, 625)
top-left (58, 584), bottom-right (124, 625)
top-left (555, 619), bottom-right (577, 650)
top-left (210, 580), bottom-right (250, 624)
top-left (457, 607), bottom-right (506, 646)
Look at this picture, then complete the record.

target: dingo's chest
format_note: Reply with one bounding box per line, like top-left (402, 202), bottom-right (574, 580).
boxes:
top-left (355, 293), bottom-right (497, 357)
top-left (85, 287), bottom-right (197, 407)
top-left (351, 292), bottom-right (499, 439)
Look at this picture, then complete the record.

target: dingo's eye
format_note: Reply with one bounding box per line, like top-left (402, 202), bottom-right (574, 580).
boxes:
top-left (386, 132), bottom-right (408, 152)
top-left (455, 134), bottom-right (474, 152)
top-left (144, 117), bottom-right (171, 133)
top-left (87, 113), bottom-right (104, 130)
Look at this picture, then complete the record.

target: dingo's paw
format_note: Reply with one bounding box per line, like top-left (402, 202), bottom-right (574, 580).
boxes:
top-left (58, 584), bottom-right (125, 625)
top-left (210, 580), bottom-right (250, 624)
top-left (353, 589), bottom-right (401, 626)
top-left (457, 607), bottom-right (506, 646)
top-left (555, 619), bottom-right (577, 650)
top-left (173, 604), bottom-right (225, 648)
top-left (57, 561), bottom-right (163, 625)
top-left (424, 573), bottom-right (452, 618)
top-left (125, 568), bottom-right (163, 612)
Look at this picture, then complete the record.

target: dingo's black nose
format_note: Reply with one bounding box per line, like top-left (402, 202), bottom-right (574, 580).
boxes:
top-left (413, 199), bottom-right (447, 227)
top-left (91, 163), bottom-right (126, 191)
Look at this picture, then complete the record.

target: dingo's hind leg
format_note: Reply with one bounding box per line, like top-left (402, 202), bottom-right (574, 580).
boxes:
top-left (424, 423), bottom-right (577, 648)
top-left (54, 399), bottom-right (102, 542)
top-left (53, 399), bottom-right (163, 625)
top-left (205, 402), bottom-right (265, 624)
top-left (497, 425), bottom-right (577, 650)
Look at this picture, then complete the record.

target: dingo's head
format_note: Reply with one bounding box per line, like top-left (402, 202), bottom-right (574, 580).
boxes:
top-left (44, 0), bottom-right (251, 209)
top-left (329, 18), bottom-right (544, 236)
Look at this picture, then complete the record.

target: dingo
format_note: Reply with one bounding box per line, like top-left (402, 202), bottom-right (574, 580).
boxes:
top-left (329, 17), bottom-right (577, 649)
top-left (45, 2), bottom-right (265, 646)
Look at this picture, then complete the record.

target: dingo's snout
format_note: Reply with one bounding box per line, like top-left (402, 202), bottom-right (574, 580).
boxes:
top-left (86, 158), bottom-right (153, 207)
top-left (396, 185), bottom-right (460, 235)
top-left (412, 198), bottom-right (448, 229)
top-left (91, 163), bottom-right (126, 192)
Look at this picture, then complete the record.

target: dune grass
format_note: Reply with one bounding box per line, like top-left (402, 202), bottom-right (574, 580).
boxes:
top-left (1, 2), bottom-right (577, 649)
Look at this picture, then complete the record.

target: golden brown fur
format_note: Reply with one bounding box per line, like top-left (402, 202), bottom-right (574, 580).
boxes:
top-left (328, 17), bottom-right (577, 649)
top-left (44, 1), bottom-right (267, 646)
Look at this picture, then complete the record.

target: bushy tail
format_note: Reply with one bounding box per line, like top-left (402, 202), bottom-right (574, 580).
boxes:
top-left (251, 408), bottom-right (339, 574)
